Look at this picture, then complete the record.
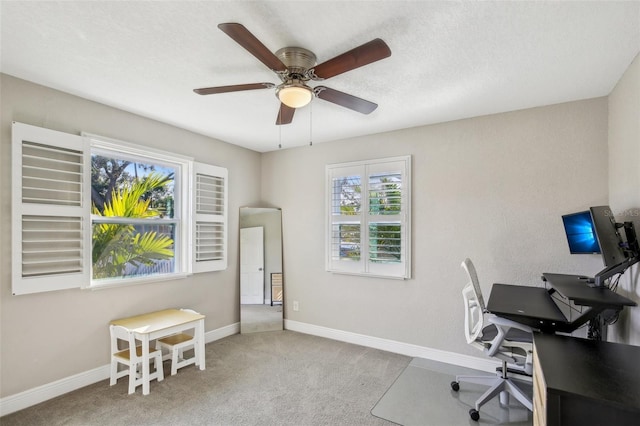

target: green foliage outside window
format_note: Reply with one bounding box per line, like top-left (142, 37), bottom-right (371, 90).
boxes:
top-left (91, 170), bottom-right (175, 279)
top-left (336, 175), bottom-right (402, 262)
top-left (369, 177), bottom-right (402, 262)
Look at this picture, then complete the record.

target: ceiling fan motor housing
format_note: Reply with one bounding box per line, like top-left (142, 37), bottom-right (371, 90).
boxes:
top-left (275, 47), bottom-right (317, 80)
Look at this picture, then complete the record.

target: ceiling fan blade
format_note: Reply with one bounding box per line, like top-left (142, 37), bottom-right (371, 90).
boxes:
top-left (314, 86), bottom-right (378, 114)
top-left (276, 103), bottom-right (295, 125)
top-left (218, 23), bottom-right (287, 73)
top-left (194, 83), bottom-right (273, 95)
top-left (310, 39), bottom-right (391, 80)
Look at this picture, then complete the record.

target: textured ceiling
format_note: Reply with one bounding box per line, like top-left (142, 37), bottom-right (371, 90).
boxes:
top-left (1, 1), bottom-right (639, 152)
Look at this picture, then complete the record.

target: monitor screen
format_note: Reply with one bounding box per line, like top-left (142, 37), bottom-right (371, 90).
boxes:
top-left (562, 211), bottom-right (601, 254)
top-left (590, 206), bottom-right (627, 267)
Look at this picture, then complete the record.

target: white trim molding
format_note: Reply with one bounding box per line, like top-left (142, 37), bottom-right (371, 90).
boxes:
top-left (204, 322), bottom-right (240, 344)
top-left (0, 322), bottom-right (240, 417)
top-left (0, 365), bottom-right (110, 418)
top-left (284, 319), bottom-right (499, 373)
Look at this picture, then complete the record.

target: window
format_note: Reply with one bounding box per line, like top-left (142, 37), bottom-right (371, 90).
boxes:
top-left (89, 137), bottom-right (187, 285)
top-left (12, 122), bottom-right (227, 295)
top-left (326, 156), bottom-right (411, 279)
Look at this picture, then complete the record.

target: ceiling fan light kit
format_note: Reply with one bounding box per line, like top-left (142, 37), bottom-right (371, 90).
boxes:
top-left (275, 46), bottom-right (316, 108)
top-left (195, 23), bottom-right (391, 125)
top-left (277, 82), bottom-right (313, 108)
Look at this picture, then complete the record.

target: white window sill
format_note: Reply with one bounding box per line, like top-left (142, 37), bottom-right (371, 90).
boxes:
top-left (85, 272), bottom-right (190, 291)
top-left (326, 270), bottom-right (409, 280)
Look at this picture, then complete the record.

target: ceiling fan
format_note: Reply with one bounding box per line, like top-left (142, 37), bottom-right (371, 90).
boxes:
top-left (194, 23), bottom-right (392, 125)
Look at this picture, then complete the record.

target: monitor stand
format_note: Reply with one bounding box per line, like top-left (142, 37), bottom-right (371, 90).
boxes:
top-left (592, 255), bottom-right (640, 287)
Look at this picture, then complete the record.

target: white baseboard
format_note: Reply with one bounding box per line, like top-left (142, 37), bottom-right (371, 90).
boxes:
top-left (204, 322), bottom-right (240, 344)
top-left (0, 365), bottom-right (111, 418)
top-left (0, 322), bottom-right (240, 417)
top-left (284, 319), bottom-right (498, 373)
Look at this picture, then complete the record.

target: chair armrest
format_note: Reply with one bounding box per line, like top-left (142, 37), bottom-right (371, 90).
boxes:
top-left (485, 315), bottom-right (533, 357)
top-left (488, 315), bottom-right (534, 334)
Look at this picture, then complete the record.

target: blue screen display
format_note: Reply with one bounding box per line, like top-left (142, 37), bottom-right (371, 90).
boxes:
top-left (562, 211), bottom-right (601, 254)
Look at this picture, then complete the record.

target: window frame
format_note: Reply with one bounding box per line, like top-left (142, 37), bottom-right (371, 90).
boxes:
top-left (85, 133), bottom-right (193, 288)
top-left (325, 155), bottom-right (411, 279)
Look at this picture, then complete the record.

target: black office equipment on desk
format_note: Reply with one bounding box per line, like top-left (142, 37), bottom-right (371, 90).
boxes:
top-left (565, 206), bottom-right (640, 288)
top-left (561, 210), bottom-right (601, 254)
top-left (486, 284), bottom-right (567, 333)
top-left (541, 273), bottom-right (636, 334)
top-left (542, 273), bottom-right (636, 308)
top-left (487, 275), bottom-right (636, 335)
top-left (505, 205), bottom-right (640, 336)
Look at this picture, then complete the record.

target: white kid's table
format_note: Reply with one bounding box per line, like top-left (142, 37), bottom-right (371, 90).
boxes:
top-left (110, 308), bottom-right (205, 395)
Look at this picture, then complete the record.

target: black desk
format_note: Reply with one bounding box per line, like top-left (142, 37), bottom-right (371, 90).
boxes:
top-left (543, 273), bottom-right (636, 334)
top-left (487, 284), bottom-right (567, 333)
top-left (542, 273), bottom-right (637, 308)
top-left (487, 275), bottom-right (636, 334)
top-left (533, 333), bottom-right (640, 425)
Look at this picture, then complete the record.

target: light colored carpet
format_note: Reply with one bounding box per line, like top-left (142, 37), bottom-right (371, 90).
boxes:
top-left (1, 331), bottom-right (410, 426)
top-left (2, 331), bottom-right (534, 426)
top-left (371, 357), bottom-right (533, 425)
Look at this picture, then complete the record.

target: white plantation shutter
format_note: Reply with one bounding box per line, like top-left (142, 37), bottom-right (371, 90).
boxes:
top-left (366, 160), bottom-right (409, 278)
top-left (327, 165), bottom-right (363, 275)
top-left (193, 162), bottom-right (228, 273)
top-left (326, 156), bottom-right (411, 279)
top-left (12, 122), bottom-right (90, 295)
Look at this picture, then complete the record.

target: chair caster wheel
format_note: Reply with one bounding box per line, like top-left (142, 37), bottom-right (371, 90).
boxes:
top-left (450, 381), bottom-right (460, 391)
top-left (469, 408), bottom-right (480, 421)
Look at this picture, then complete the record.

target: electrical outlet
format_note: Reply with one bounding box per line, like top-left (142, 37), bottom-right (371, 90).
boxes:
top-left (293, 300), bottom-right (299, 312)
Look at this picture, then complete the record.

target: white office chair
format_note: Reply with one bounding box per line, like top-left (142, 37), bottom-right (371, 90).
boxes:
top-left (155, 308), bottom-right (199, 375)
top-left (450, 258), bottom-right (534, 421)
top-left (109, 325), bottom-right (164, 394)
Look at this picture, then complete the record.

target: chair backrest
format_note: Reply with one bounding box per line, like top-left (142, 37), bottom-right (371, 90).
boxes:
top-left (460, 259), bottom-right (534, 372)
top-left (461, 258), bottom-right (486, 311)
top-left (110, 324), bottom-right (139, 360)
top-left (461, 258), bottom-right (486, 345)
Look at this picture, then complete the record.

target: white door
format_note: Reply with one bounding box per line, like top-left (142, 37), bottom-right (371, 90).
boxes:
top-left (240, 227), bottom-right (264, 304)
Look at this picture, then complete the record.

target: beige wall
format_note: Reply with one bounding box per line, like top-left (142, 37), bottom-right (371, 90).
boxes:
top-left (0, 74), bottom-right (262, 397)
top-left (262, 98), bottom-right (610, 358)
top-left (608, 52), bottom-right (640, 345)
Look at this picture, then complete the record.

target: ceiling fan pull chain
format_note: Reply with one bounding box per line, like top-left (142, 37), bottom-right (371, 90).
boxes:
top-left (309, 101), bottom-right (313, 147)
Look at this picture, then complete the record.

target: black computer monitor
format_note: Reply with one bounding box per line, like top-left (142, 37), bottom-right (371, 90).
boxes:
top-left (561, 206), bottom-right (639, 287)
top-left (561, 211), bottom-right (601, 254)
top-left (589, 206), bottom-right (640, 287)
top-left (589, 206), bottom-right (627, 267)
